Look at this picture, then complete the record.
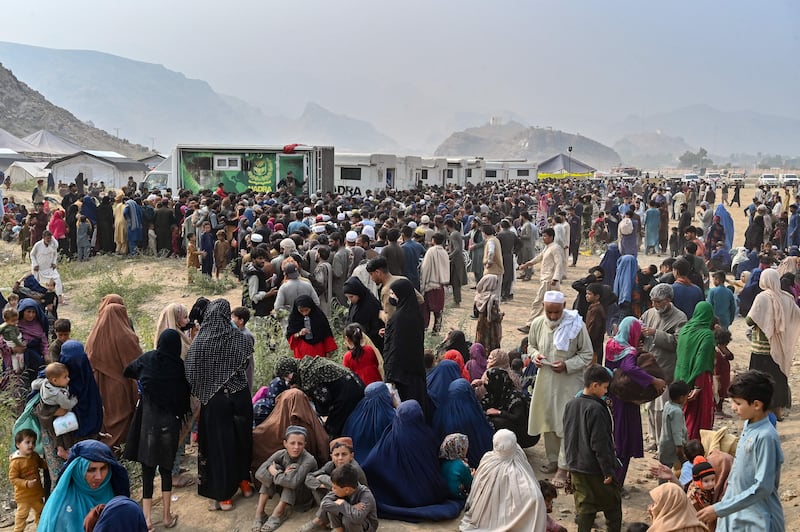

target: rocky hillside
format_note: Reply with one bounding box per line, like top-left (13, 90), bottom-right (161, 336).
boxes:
top-left (0, 62), bottom-right (151, 158)
top-left (435, 121), bottom-right (621, 170)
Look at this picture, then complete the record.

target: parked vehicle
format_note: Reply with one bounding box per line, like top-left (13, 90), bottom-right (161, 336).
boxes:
top-left (780, 173), bottom-right (799, 187)
top-left (759, 173), bottom-right (779, 187)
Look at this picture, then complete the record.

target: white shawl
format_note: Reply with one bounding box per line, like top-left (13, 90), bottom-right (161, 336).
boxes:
top-left (748, 268), bottom-right (800, 376)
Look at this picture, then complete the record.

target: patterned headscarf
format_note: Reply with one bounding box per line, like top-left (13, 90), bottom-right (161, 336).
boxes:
top-left (274, 357), bottom-right (298, 379)
top-left (185, 299), bottom-right (252, 405)
top-left (439, 433), bottom-right (469, 461)
top-left (297, 355), bottom-right (351, 392)
top-left (481, 367), bottom-right (524, 413)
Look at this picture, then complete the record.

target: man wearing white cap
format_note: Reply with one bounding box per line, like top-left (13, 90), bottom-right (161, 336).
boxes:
top-left (419, 214), bottom-right (435, 246)
top-left (345, 230), bottom-right (364, 274)
top-left (528, 290), bottom-right (593, 485)
top-left (517, 227), bottom-right (565, 334)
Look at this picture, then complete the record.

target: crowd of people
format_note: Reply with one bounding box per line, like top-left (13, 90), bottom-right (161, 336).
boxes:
top-left (0, 172), bottom-right (795, 531)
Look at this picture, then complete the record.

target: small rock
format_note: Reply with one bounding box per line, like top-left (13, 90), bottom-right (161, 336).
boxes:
top-left (780, 489), bottom-right (797, 502)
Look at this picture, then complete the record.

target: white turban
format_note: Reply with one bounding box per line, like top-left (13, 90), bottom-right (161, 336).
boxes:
top-left (543, 291), bottom-right (565, 304)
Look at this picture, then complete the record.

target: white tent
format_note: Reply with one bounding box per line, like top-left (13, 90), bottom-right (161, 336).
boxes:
top-left (22, 130), bottom-right (84, 156)
top-left (0, 127), bottom-right (37, 152)
top-left (6, 161), bottom-right (49, 182)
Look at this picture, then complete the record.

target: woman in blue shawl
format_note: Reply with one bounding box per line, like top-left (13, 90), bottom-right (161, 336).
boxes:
top-left (599, 243), bottom-right (621, 288)
top-left (736, 249), bottom-right (759, 280)
top-left (38, 440), bottom-right (130, 532)
top-left (87, 496), bottom-right (148, 532)
top-left (81, 195), bottom-right (98, 225)
top-left (31, 340), bottom-right (103, 483)
top-left (123, 199), bottom-right (143, 256)
top-left (361, 400), bottom-right (464, 522)
top-left (432, 379), bottom-right (493, 468)
top-left (426, 360), bottom-right (463, 411)
top-left (613, 255), bottom-right (639, 319)
top-left (342, 381), bottom-right (397, 463)
top-left (714, 204), bottom-right (735, 250)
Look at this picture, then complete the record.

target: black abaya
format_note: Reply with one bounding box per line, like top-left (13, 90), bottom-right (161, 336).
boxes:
top-left (197, 388), bottom-right (252, 501)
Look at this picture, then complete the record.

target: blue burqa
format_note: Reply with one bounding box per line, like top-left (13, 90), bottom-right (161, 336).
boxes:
top-left (38, 441), bottom-right (130, 532)
top-left (644, 207), bottom-right (660, 249)
top-left (93, 496), bottom-right (148, 532)
top-left (362, 400), bottom-right (464, 522)
top-left (426, 360), bottom-right (463, 411)
top-left (60, 340), bottom-right (104, 438)
top-left (599, 244), bottom-right (621, 288)
top-left (432, 379), bottom-right (494, 468)
top-left (343, 381), bottom-right (397, 463)
top-left (613, 255), bottom-right (639, 305)
top-left (715, 204), bottom-right (735, 250)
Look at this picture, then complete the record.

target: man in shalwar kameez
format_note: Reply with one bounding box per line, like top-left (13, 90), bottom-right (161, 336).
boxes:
top-left (527, 291), bottom-right (594, 487)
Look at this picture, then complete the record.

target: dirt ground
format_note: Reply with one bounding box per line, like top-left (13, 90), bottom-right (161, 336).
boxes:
top-left (2, 183), bottom-right (800, 531)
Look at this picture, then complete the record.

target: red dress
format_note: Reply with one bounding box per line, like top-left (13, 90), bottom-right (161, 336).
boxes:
top-left (288, 334), bottom-right (337, 359)
top-left (343, 345), bottom-right (382, 385)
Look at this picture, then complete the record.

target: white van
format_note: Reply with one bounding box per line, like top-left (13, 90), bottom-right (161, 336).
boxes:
top-left (780, 173), bottom-right (798, 187)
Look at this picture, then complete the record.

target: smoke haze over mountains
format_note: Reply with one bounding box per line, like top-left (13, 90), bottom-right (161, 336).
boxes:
top-left (2, 1), bottom-right (799, 160)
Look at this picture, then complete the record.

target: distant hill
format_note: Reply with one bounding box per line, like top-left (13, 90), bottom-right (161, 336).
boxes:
top-left (435, 121), bottom-right (621, 170)
top-left (0, 41), bottom-right (399, 153)
top-left (0, 62), bottom-right (151, 158)
top-left (612, 131), bottom-right (694, 167)
top-left (285, 103), bottom-right (399, 152)
top-left (611, 104), bottom-right (800, 156)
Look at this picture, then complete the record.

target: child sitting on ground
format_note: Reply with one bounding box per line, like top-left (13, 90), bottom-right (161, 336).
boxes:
top-left (300, 437), bottom-right (368, 532)
top-left (254, 425), bottom-right (319, 532)
top-left (714, 328), bottom-right (734, 416)
top-left (318, 463), bottom-right (378, 532)
top-left (32, 362), bottom-right (78, 458)
top-left (9, 429), bottom-right (46, 532)
top-left (439, 433), bottom-right (473, 500)
top-left (48, 319), bottom-right (71, 363)
top-left (697, 370), bottom-right (785, 529)
top-left (687, 456), bottom-right (716, 512)
top-left (658, 380), bottom-right (690, 476)
top-left (539, 479), bottom-right (567, 532)
top-left (1, 308), bottom-right (26, 373)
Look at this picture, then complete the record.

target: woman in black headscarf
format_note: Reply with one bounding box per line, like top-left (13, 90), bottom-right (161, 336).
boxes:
top-left (96, 195), bottom-right (116, 254)
top-left (436, 329), bottom-right (471, 362)
top-left (297, 356), bottom-right (364, 438)
top-left (286, 295), bottom-right (337, 359)
top-left (123, 329), bottom-right (191, 530)
top-left (382, 278), bottom-right (431, 420)
top-left (343, 276), bottom-right (385, 352)
top-left (481, 367), bottom-right (539, 448)
top-left (185, 299), bottom-right (253, 511)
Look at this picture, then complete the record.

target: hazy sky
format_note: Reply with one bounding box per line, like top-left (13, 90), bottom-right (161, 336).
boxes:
top-left (4, 0), bottom-right (799, 146)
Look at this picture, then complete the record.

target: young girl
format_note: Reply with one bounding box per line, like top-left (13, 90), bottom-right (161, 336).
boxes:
top-left (687, 456), bottom-right (716, 512)
top-left (342, 323), bottom-right (382, 385)
top-left (285, 296), bottom-right (337, 359)
top-left (714, 328), bottom-right (734, 416)
top-left (539, 480), bottom-right (568, 532)
top-left (439, 433), bottom-right (473, 499)
top-left (300, 437), bottom-right (368, 532)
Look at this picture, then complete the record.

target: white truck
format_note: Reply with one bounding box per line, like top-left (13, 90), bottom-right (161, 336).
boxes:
top-left (143, 144), bottom-right (334, 194)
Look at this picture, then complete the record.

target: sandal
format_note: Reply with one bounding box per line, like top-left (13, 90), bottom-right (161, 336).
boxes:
top-left (208, 499), bottom-right (234, 511)
top-left (261, 506), bottom-right (292, 532)
top-left (252, 516), bottom-right (266, 532)
top-left (550, 476), bottom-right (567, 489)
top-left (164, 514), bottom-right (179, 529)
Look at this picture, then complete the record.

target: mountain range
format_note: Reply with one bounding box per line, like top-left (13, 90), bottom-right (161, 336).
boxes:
top-left (2, 41), bottom-right (799, 167)
top-left (0, 62), bottom-right (150, 158)
top-left (0, 41), bottom-right (399, 153)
